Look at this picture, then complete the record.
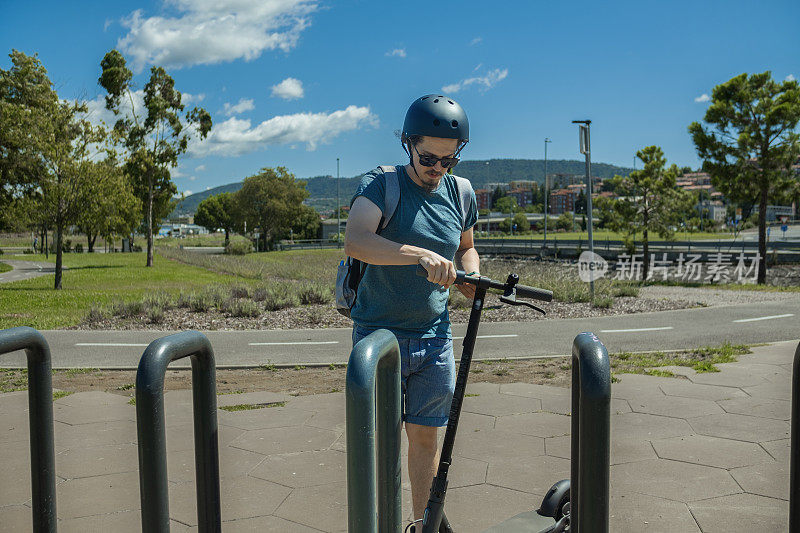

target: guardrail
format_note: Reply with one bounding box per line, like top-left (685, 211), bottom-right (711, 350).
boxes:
top-left (345, 329), bottom-right (402, 532)
top-left (0, 327), bottom-right (57, 533)
top-left (135, 330), bottom-right (221, 533)
top-left (570, 332), bottom-right (611, 532)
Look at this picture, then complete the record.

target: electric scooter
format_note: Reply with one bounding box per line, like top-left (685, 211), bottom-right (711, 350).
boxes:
top-left (410, 268), bottom-right (570, 533)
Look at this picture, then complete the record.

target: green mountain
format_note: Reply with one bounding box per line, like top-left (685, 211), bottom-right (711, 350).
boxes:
top-left (171, 158), bottom-right (633, 216)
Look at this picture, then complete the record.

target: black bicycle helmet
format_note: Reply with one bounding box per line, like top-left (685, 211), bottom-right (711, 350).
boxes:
top-left (402, 94), bottom-right (469, 144)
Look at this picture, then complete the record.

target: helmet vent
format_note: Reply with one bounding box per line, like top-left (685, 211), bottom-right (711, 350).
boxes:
top-left (451, 120), bottom-right (458, 127)
top-left (438, 95), bottom-right (443, 98)
top-left (421, 96), bottom-right (429, 101)
top-left (433, 98), bottom-right (439, 103)
top-left (433, 119), bottom-right (440, 126)
top-left (448, 100), bottom-right (454, 104)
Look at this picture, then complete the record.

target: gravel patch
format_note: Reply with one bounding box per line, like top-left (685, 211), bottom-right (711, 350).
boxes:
top-left (638, 285), bottom-right (798, 307)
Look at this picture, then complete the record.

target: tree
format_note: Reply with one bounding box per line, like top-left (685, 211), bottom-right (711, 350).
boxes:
top-left (556, 212), bottom-right (573, 231)
top-left (292, 205), bottom-right (322, 240)
top-left (491, 186), bottom-right (504, 206)
top-left (512, 212), bottom-right (530, 233)
top-left (76, 157), bottom-right (141, 252)
top-left (194, 192), bottom-right (237, 245)
top-left (99, 49), bottom-right (212, 267)
top-left (495, 196), bottom-right (518, 214)
top-left (689, 71), bottom-right (800, 283)
top-left (235, 167), bottom-right (310, 250)
top-left (607, 146), bottom-right (693, 280)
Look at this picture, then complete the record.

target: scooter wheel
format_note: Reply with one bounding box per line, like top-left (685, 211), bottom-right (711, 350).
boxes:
top-left (537, 479), bottom-right (570, 520)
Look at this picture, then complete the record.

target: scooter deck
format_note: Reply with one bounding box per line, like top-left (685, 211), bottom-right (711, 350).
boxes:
top-left (481, 510), bottom-right (556, 532)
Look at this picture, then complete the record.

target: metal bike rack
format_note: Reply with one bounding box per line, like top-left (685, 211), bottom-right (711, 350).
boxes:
top-left (0, 326), bottom-right (57, 533)
top-left (790, 341), bottom-right (800, 530)
top-left (135, 330), bottom-right (221, 533)
top-left (570, 332), bottom-right (611, 532)
top-left (345, 329), bottom-right (402, 532)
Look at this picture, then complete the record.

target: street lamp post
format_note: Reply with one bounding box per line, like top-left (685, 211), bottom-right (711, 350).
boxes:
top-left (543, 138), bottom-right (551, 250)
top-left (336, 158), bottom-right (341, 248)
top-left (573, 120), bottom-right (595, 300)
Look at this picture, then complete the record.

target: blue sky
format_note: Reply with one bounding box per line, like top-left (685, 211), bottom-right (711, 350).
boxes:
top-left (2, 0), bottom-right (798, 196)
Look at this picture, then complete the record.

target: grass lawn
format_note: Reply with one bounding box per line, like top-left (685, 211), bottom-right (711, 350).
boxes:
top-left (0, 262), bottom-right (11, 274)
top-left (0, 252), bottom-right (257, 329)
top-left (477, 230), bottom-right (738, 241)
top-left (156, 233), bottom-right (250, 248)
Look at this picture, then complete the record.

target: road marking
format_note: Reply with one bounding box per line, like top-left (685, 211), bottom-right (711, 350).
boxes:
top-left (453, 334), bottom-right (519, 340)
top-left (733, 314), bottom-right (795, 323)
top-left (599, 327), bottom-right (674, 333)
top-left (76, 343), bottom-right (150, 347)
top-left (249, 341), bottom-right (340, 346)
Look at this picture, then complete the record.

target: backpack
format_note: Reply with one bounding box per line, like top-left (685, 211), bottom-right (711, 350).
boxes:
top-left (335, 165), bottom-right (473, 318)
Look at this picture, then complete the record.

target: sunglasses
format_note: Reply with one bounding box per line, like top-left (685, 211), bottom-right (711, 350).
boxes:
top-left (412, 143), bottom-right (460, 169)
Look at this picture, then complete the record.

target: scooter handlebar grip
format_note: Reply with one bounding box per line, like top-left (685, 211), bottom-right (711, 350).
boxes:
top-left (514, 284), bottom-right (553, 302)
top-left (415, 265), bottom-right (468, 284)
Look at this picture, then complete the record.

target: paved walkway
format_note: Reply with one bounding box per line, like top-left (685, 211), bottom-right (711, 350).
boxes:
top-left (0, 260), bottom-right (58, 284)
top-left (0, 340), bottom-right (796, 532)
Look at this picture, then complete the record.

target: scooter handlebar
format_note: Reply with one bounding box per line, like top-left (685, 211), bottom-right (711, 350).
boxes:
top-left (415, 266), bottom-right (553, 302)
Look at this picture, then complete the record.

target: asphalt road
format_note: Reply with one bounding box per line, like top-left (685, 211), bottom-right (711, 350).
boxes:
top-left (0, 300), bottom-right (796, 369)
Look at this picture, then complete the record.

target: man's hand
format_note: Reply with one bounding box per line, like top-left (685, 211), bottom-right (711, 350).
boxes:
top-left (419, 252), bottom-right (457, 289)
top-left (456, 276), bottom-right (478, 300)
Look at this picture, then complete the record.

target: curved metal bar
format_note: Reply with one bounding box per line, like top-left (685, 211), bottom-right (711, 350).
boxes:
top-left (790, 341), bottom-right (800, 530)
top-left (0, 326), bottom-right (56, 533)
top-left (346, 329), bottom-right (402, 532)
top-left (571, 332), bottom-right (611, 533)
top-left (135, 330), bottom-right (220, 533)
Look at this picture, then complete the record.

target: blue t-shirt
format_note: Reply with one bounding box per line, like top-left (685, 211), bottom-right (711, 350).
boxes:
top-left (349, 165), bottom-right (478, 338)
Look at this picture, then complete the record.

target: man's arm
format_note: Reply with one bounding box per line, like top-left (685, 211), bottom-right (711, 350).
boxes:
top-left (344, 196), bottom-right (457, 287)
top-left (454, 227), bottom-right (480, 300)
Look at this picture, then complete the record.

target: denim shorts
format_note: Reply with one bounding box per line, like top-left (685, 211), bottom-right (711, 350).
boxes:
top-left (352, 326), bottom-right (456, 427)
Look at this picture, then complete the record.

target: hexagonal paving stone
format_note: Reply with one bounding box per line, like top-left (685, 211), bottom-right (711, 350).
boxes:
top-left (283, 392), bottom-right (345, 412)
top-left (230, 425), bottom-right (339, 456)
top-left (274, 482), bottom-right (347, 531)
top-left (250, 449), bottom-right (347, 488)
top-left (610, 374), bottom-right (672, 400)
top-left (56, 443), bottom-right (139, 479)
top-left (53, 401), bottom-right (135, 426)
top-left (0, 505), bottom-right (35, 533)
top-left (494, 412), bottom-right (571, 438)
top-left (438, 484), bottom-right (540, 531)
top-left (218, 405), bottom-right (314, 431)
top-left (742, 380), bottom-right (791, 401)
top-left (167, 445), bottom-right (265, 483)
top-left (442, 455), bottom-right (488, 489)
top-left (217, 515), bottom-right (321, 532)
top-left (453, 428), bottom-right (544, 461)
top-left (55, 418), bottom-right (137, 448)
top-left (462, 392), bottom-right (541, 416)
top-left (54, 390), bottom-right (132, 409)
top-left (610, 491), bottom-right (700, 532)
top-left (652, 434), bottom-right (775, 469)
top-left (487, 454), bottom-right (570, 495)
top-left (610, 412), bottom-right (693, 441)
top-left (761, 439), bottom-right (790, 463)
top-left (162, 422), bottom-right (245, 453)
top-left (731, 461), bottom-right (789, 500)
top-left (499, 382), bottom-right (570, 401)
top-left (303, 405), bottom-right (346, 432)
top-left (216, 391), bottom-right (287, 407)
top-left (628, 395), bottom-right (724, 418)
top-left (59, 510), bottom-right (190, 533)
top-left (717, 396), bottom-right (790, 421)
top-left (689, 492), bottom-right (788, 533)
top-left (457, 411), bottom-right (496, 432)
top-left (658, 379), bottom-right (748, 401)
top-left (688, 413), bottom-right (789, 443)
top-left (687, 366), bottom-right (769, 388)
top-left (168, 475), bottom-right (292, 526)
top-left (544, 434), bottom-right (656, 465)
top-left (55, 471), bottom-right (141, 519)
top-left (611, 458), bottom-right (740, 501)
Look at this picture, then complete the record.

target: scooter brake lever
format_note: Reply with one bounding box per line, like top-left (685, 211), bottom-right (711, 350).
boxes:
top-left (499, 295), bottom-right (546, 315)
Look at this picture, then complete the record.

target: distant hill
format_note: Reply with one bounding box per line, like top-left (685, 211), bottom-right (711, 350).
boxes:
top-left (171, 158), bottom-right (633, 217)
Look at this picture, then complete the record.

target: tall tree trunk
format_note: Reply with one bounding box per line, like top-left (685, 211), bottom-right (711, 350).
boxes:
top-left (146, 176), bottom-right (154, 267)
top-left (44, 227), bottom-right (49, 259)
top-left (88, 231), bottom-right (96, 253)
top-left (224, 228), bottom-right (230, 247)
top-left (757, 186), bottom-right (768, 284)
top-left (642, 226), bottom-right (650, 282)
top-left (54, 218), bottom-right (63, 290)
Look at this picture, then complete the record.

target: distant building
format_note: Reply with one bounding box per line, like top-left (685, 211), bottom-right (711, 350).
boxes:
top-left (549, 189), bottom-right (578, 214)
top-left (509, 180), bottom-right (539, 191)
top-left (158, 223), bottom-right (209, 237)
top-left (485, 182), bottom-right (510, 193)
top-left (475, 189), bottom-right (491, 210)
top-left (509, 188), bottom-right (533, 207)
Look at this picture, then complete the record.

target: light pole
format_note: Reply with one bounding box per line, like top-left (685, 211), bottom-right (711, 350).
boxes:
top-left (572, 120), bottom-right (595, 300)
top-left (543, 138), bottom-right (551, 249)
top-left (336, 158), bottom-right (341, 248)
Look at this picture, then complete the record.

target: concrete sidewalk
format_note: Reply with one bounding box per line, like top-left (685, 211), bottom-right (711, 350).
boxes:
top-left (1, 340), bottom-right (795, 532)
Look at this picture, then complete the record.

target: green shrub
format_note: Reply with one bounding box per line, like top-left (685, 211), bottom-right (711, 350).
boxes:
top-left (188, 293), bottom-right (213, 313)
top-left (262, 284), bottom-right (300, 311)
top-left (85, 306), bottom-right (106, 322)
top-left (143, 292), bottom-right (172, 311)
top-left (229, 285), bottom-right (251, 299)
top-left (74, 243), bottom-right (83, 253)
top-left (298, 283), bottom-right (331, 305)
top-left (222, 298), bottom-right (261, 317)
top-left (225, 240), bottom-right (253, 255)
top-left (592, 296), bottom-right (613, 309)
top-left (613, 284), bottom-right (639, 297)
top-left (147, 306), bottom-right (165, 324)
top-left (112, 300), bottom-right (144, 317)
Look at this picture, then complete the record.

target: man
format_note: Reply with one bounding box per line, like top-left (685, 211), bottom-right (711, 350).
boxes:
top-left (344, 94), bottom-right (479, 520)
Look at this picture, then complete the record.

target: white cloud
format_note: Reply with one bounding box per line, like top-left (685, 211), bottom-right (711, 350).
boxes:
top-left (694, 93), bottom-right (711, 103)
top-left (442, 68), bottom-right (508, 94)
top-left (81, 89), bottom-right (205, 129)
top-left (183, 190), bottom-right (193, 196)
top-left (786, 74), bottom-right (796, 82)
top-left (271, 77), bottom-right (304, 100)
top-left (189, 176), bottom-right (197, 181)
top-left (385, 48), bottom-right (406, 58)
top-left (183, 92), bottom-right (205, 103)
top-left (470, 37), bottom-right (482, 46)
top-left (188, 105), bottom-right (378, 157)
top-left (117, 0), bottom-right (318, 72)
top-left (223, 98), bottom-right (255, 116)
top-left (195, 164), bottom-right (206, 171)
